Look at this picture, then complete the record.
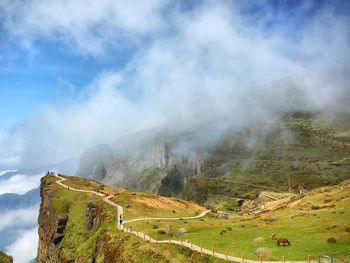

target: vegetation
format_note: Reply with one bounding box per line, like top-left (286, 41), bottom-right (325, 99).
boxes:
top-left (128, 180), bottom-right (350, 261)
top-left (0, 251), bottom-right (13, 263)
top-left (46, 175), bottom-right (223, 262)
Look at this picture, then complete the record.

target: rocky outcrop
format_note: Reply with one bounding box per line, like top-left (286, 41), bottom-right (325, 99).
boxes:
top-left (76, 144), bottom-right (113, 182)
top-left (0, 251), bottom-right (13, 263)
top-left (37, 177), bottom-right (67, 263)
top-left (85, 201), bottom-right (101, 230)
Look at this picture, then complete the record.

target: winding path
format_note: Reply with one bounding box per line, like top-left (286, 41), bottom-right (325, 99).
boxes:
top-left (52, 173), bottom-right (316, 263)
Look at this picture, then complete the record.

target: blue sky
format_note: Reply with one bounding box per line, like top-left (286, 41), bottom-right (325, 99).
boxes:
top-left (0, 0), bottom-right (349, 168)
top-left (0, 32), bottom-right (133, 130)
top-left (0, 0), bottom-right (348, 131)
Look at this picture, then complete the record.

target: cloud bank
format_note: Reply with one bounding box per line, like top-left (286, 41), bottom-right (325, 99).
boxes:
top-left (6, 227), bottom-right (38, 263)
top-left (0, 0), bottom-right (349, 168)
top-left (0, 205), bottom-right (39, 232)
top-left (0, 173), bottom-right (43, 195)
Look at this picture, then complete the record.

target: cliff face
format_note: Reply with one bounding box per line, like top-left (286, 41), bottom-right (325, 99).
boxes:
top-left (36, 174), bottom-right (221, 263)
top-left (75, 114), bottom-right (350, 205)
top-left (37, 177), bottom-right (65, 262)
top-left (75, 131), bottom-right (213, 198)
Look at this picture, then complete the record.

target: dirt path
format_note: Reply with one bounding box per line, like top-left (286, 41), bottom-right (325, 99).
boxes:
top-left (52, 173), bottom-right (316, 263)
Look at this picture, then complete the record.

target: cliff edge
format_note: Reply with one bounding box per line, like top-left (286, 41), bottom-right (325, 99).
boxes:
top-left (36, 174), bottom-right (219, 263)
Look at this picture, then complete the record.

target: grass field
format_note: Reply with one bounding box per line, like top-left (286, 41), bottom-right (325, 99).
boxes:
top-left (47, 175), bottom-right (224, 262)
top-left (127, 180), bottom-right (350, 261)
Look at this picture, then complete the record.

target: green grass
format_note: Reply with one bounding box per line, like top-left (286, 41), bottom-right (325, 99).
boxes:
top-left (47, 175), bottom-right (225, 262)
top-left (128, 182), bottom-right (350, 261)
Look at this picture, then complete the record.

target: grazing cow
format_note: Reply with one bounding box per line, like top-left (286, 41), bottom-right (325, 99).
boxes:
top-left (277, 238), bottom-right (291, 246)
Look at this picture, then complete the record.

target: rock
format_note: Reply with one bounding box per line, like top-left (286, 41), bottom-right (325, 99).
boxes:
top-left (175, 228), bottom-right (188, 236)
top-left (327, 237), bottom-right (336, 243)
top-left (253, 237), bottom-right (264, 243)
top-left (203, 197), bottom-right (216, 207)
top-left (215, 213), bottom-right (229, 219)
top-left (37, 176), bottom-right (67, 262)
top-left (255, 247), bottom-right (268, 255)
top-left (56, 215), bottom-right (68, 234)
top-left (158, 230), bottom-right (166, 235)
top-left (85, 202), bottom-right (101, 230)
top-left (345, 227), bottom-right (350, 232)
top-left (268, 216), bottom-right (278, 222)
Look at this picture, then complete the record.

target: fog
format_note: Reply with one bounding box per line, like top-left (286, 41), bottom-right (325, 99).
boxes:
top-left (0, 0), bottom-right (349, 168)
top-left (5, 227), bottom-right (38, 263)
top-left (0, 173), bottom-right (43, 195)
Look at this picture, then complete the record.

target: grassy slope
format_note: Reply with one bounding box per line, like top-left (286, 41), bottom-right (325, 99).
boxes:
top-left (47, 175), bottom-right (223, 263)
top-left (129, 180), bottom-right (350, 261)
top-left (183, 115), bottom-right (350, 203)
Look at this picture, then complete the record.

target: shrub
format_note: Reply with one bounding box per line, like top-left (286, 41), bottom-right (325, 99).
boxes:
top-left (327, 237), bottom-right (336, 243)
top-left (158, 230), bottom-right (166, 235)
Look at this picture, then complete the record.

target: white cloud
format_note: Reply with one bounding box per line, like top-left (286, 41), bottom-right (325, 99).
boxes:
top-left (0, 1), bottom-right (349, 167)
top-left (0, 205), bottom-right (39, 231)
top-left (0, 173), bottom-right (43, 195)
top-left (0, 0), bottom-right (168, 56)
top-left (5, 227), bottom-right (38, 263)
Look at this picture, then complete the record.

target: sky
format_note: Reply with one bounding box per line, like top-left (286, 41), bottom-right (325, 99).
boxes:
top-left (0, 0), bottom-right (349, 169)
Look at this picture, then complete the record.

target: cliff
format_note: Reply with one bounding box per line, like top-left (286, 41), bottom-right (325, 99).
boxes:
top-left (36, 174), bottom-right (222, 262)
top-left (76, 113), bottom-right (350, 206)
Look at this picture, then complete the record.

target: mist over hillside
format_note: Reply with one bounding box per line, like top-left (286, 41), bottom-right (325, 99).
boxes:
top-left (0, 1), bottom-right (349, 171)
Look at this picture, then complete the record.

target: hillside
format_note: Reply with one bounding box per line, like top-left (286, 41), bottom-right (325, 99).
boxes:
top-left (37, 173), bottom-right (350, 262)
top-left (76, 113), bottom-right (350, 207)
top-left (37, 174), bottom-right (223, 263)
top-left (125, 179), bottom-right (350, 261)
top-left (0, 188), bottom-right (40, 211)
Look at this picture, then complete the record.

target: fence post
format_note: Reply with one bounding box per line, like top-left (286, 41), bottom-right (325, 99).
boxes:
top-left (201, 245), bottom-right (203, 253)
top-left (212, 248), bottom-right (215, 256)
top-left (180, 239), bottom-right (182, 245)
top-left (242, 254), bottom-right (244, 263)
top-left (225, 251), bottom-right (228, 260)
top-left (283, 256), bottom-right (285, 263)
top-left (308, 255), bottom-right (310, 263)
top-left (143, 233), bottom-right (145, 240)
top-left (260, 254), bottom-right (262, 263)
top-left (190, 242), bottom-right (193, 249)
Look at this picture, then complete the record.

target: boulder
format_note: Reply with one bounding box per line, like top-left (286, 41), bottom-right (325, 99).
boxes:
top-left (215, 213), bottom-right (229, 219)
top-left (268, 216), bottom-right (278, 222)
top-left (255, 247), bottom-right (268, 255)
top-left (175, 228), bottom-right (188, 236)
top-left (253, 237), bottom-right (264, 243)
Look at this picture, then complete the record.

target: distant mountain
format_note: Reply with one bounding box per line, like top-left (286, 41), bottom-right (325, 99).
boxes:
top-left (0, 188), bottom-right (40, 211)
top-left (76, 112), bottom-right (350, 204)
top-left (0, 171), bottom-right (19, 181)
